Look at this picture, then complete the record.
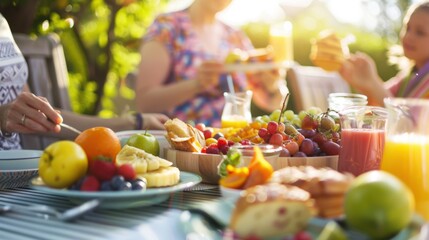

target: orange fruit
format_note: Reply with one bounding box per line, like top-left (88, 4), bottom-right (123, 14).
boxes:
top-left (75, 127), bottom-right (121, 166)
top-left (219, 165), bottom-right (249, 189)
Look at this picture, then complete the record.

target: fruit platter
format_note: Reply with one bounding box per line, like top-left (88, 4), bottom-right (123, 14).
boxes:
top-left (163, 107), bottom-right (341, 184)
top-left (30, 127), bottom-right (201, 209)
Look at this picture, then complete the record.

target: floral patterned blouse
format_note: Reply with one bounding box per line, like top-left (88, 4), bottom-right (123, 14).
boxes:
top-left (143, 9), bottom-right (253, 127)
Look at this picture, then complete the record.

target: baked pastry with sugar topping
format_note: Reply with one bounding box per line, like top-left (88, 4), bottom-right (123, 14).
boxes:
top-left (164, 118), bottom-right (205, 152)
top-left (270, 166), bottom-right (354, 218)
top-left (310, 30), bottom-right (349, 72)
top-left (229, 183), bottom-right (316, 239)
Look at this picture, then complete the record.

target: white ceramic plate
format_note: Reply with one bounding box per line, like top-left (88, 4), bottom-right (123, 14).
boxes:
top-left (0, 150), bottom-right (41, 189)
top-left (224, 61), bottom-right (291, 73)
top-left (30, 172), bottom-right (202, 209)
top-left (116, 130), bottom-right (170, 158)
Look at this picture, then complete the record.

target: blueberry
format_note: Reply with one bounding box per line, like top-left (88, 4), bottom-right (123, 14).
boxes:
top-left (131, 179), bottom-right (147, 191)
top-left (119, 181), bottom-right (132, 191)
top-left (110, 175), bottom-right (125, 190)
top-left (213, 132), bottom-right (224, 140)
top-left (100, 181), bottom-right (112, 191)
top-left (68, 177), bottom-right (85, 190)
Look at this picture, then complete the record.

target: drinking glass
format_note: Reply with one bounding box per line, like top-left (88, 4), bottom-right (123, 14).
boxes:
top-left (338, 106), bottom-right (387, 177)
top-left (269, 21), bottom-right (293, 64)
top-left (221, 90), bottom-right (252, 128)
top-left (382, 98), bottom-right (429, 220)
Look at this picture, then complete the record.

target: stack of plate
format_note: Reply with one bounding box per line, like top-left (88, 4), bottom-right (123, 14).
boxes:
top-left (0, 150), bottom-right (41, 189)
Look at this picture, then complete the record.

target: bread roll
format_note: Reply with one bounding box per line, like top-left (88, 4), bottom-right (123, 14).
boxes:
top-left (230, 183), bottom-right (316, 238)
top-left (270, 166), bottom-right (354, 218)
top-left (310, 30), bottom-right (349, 72)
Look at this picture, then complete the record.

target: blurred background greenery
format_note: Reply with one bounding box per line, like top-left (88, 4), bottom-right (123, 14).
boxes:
top-left (0, 0), bottom-right (415, 117)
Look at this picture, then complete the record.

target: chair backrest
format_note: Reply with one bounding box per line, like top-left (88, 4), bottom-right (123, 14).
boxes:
top-left (14, 33), bottom-right (71, 150)
top-left (287, 65), bottom-right (351, 112)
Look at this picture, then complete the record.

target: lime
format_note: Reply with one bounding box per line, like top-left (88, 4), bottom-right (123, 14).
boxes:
top-left (344, 170), bottom-right (415, 239)
top-left (317, 221), bottom-right (347, 240)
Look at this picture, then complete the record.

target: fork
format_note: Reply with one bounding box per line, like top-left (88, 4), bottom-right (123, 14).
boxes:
top-left (0, 199), bottom-right (100, 222)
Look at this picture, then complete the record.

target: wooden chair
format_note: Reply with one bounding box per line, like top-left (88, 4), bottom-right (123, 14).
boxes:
top-left (14, 33), bottom-right (71, 150)
top-left (286, 64), bottom-right (351, 112)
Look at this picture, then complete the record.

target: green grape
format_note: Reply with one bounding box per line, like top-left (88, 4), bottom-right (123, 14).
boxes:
top-left (269, 109), bottom-right (282, 121)
top-left (255, 116), bottom-right (263, 122)
top-left (261, 115), bottom-right (271, 123)
top-left (298, 110), bottom-right (308, 121)
top-left (292, 116), bottom-right (302, 128)
top-left (283, 110), bottom-right (295, 121)
top-left (307, 106), bottom-right (323, 116)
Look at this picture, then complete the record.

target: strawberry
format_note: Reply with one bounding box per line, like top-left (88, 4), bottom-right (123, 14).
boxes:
top-left (117, 163), bottom-right (136, 181)
top-left (89, 158), bottom-right (117, 181)
top-left (80, 175), bottom-right (100, 191)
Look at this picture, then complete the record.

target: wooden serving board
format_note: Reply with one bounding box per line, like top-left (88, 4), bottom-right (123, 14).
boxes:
top-left (165, 148), bottom-right (339, 184)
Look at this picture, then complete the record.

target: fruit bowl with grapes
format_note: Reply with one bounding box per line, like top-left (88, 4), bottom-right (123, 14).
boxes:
top-left (165, 106), bottom-right (341, 184)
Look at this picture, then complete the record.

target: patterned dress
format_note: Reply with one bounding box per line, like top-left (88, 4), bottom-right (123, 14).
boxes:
top-left (0, 14), bottom-right (28, 150)
top-left (143, 9), bottom-right (253, 127)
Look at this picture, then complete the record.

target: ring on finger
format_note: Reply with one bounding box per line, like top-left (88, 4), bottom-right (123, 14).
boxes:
top-left (21, 114), bottom-right (27, 125)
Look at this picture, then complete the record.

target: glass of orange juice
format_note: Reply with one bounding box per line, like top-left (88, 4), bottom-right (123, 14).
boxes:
top-left (221, 90), bottom-right (252, 128)
top-left (382, 98), bottom-right (429, 220)
top-left (269, 21), bottom-right (293, 64)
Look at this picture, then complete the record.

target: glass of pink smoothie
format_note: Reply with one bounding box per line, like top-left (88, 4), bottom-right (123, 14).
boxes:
top-left (338, 106), bottom-right (388, 176)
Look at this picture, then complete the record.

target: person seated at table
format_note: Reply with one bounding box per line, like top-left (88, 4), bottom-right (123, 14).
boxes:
top-left (0, 13), bottom-right (169, 150)
top-left (135, 0), bottom-right (289, 127)
top-left (339, 1), bottom-right (429, 106)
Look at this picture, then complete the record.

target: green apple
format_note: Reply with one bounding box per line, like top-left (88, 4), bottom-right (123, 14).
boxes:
top-left (126, 131), bottom-right (160, 156)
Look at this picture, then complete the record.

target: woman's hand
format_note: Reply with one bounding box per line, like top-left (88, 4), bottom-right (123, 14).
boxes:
top-left (195, 61), bottom-right (223, 94)
top-left (141, 113), bottom-right (170, 130)
top-left (247, 69), bottom-right (281, 93)
top-left (1, 92), bottom-right (62, 134)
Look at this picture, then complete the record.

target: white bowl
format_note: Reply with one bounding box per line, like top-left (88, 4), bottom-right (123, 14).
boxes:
top-left (220, 185), bottom-right (243, 202)
top-left (0, 150), bottom-right (41, 189)
top-left (116, 130), bottom-right (169, 158)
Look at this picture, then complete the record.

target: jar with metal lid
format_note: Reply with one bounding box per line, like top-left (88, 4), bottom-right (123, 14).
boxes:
top-left (328, 93), bottom-right (368, 112)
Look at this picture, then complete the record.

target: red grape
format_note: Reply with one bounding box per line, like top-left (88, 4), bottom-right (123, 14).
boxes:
top-left (300, 138), bottom-right (315, 156)
top-left (283, 140), bottom-right (299, 156)
top-left (267, 121), bottom-right (278, 134)
top-left (320, 140), bottom-right (340, 155)
top-left (258, 128), bottom-right (269, 138)
top-left (269, 133), bottom-right (283, 146)
top-left (279, 147), bottom-right (291, 157)
top-left (293, 151), bottom-right (307, 157)
top-left (298, 128), bottom-right (316, 138)
top-left (203, 129), bottom-right (212, 139)
top-left (195, 123), bottom-right (206, 132)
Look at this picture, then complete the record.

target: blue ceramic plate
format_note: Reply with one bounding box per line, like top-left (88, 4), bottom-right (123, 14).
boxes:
top-left (31, 171), bottom-right (202, 209)
top-left (0, 150), bottom-right (41, 189)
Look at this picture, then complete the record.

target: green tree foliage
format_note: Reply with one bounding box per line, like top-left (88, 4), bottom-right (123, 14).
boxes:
top-left (2, 0), bottom-right (167, 117)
